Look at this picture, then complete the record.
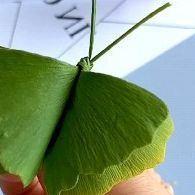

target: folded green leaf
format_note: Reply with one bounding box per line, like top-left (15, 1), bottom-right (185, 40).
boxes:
top-left (0, 47), bottom-right (174, 195)
top-left (0, 47), bottom-right (78, 185)
top-left (43, 71), bottom-right (174, 194)
top-left (62, 114), bottom-right (173, 195)
top-left (0, 3), bottom-right (173, 194)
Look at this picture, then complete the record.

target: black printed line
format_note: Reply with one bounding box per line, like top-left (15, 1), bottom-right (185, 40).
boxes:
top-left (8, 1), bottom-right (22, 48)
top-left (103, 20), bottom-right (195, 30)
top-left (56, 0), bottom-right (127, 59)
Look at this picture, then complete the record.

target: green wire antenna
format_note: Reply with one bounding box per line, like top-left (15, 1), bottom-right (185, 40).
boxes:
top-left (89, 2), bottom-right (171, 64)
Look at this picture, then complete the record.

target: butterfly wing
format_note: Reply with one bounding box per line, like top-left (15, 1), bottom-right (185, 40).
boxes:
top-left (0, 47), bottom-right (78, 186)
top-left (43, 71), bottom-right (174, 194)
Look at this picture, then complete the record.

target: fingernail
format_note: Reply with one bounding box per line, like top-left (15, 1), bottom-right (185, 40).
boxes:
top-left (164, 183), bottom-right (174, 195)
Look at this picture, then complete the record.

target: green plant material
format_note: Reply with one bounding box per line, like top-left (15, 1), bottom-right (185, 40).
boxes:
top-left (0, 2), bottom-right (174, 195)
top-left (91, 3), bottom-right (171, 63)
top-left (62, 113), bottom-right (173, 195)
top-left (0, 47), bottom-right (78, 185)
top-left (43, 71), bottom-right (174, 195)
top-left (89, 0), bottom-right (96, 60)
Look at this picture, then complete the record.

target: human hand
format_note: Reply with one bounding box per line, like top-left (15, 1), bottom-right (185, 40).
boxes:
top-left (0, 169), bottom-right (174, 195)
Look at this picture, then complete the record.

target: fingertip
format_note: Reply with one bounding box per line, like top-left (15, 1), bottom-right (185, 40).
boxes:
top-left (37, 170), bottom-right (47, 194)
top-left (0, 174), bottom-right (24, 194)
top-left (106, 169), bottom-right (174, 195)
top-left (23, 180), bottom-right (45, 195)
top-left (0, 175), bottom-right (44, 195)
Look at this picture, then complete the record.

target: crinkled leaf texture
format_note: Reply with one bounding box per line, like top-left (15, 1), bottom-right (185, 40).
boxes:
top-left (43, 72), bottom-right (174, 194)
top-left (0, 47), bottom-right (174, 195)
top-left (0, 47), bottom-right (78, 185)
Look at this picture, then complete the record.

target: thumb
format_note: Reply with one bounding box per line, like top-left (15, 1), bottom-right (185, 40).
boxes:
top-left (107, 169), bottom-right (174, 195)
top-left (0, 174), bottom-right (45, 195)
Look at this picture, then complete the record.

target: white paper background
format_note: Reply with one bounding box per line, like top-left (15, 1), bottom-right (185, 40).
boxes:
top-left (0, 0), bottom-right (195, 194)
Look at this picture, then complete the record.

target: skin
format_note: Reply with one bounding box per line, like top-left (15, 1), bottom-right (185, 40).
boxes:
top-left (0, 169), bottom-right (174, 195)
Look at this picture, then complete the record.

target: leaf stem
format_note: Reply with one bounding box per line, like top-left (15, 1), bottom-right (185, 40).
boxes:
top-left (91, 2), bottom-right (171, 63)
top-left (88, 0), bottom-right (96, 60)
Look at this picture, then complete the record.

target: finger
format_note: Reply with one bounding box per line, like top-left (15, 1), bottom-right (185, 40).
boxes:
top-left (37, 170), bottom-right (47, 194)
top-left (0, 174), bottom-right (45, 195)
top-left (106, 169), bottom-right (174, 195)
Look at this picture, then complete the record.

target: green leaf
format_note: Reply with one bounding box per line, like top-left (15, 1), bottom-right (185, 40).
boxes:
top-left (0, 47), bottom-right (78, 186)
top-left (0, 3), bottom-right (173, 194)
top-left (43, 71), bottom-right (174, 195)
top-left (62, 115), bottom-right (173, 195)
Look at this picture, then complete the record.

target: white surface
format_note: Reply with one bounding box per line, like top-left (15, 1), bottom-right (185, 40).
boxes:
top-left (105, 0), bottom-right (195, 28)
top-left (0, 3), bottom-right (19, 47)
top-left (11, 0), bottom-right (121, 57)
top-left (0, 0), bottom-right (194, 77)
top-left (60, 23), bottom-right (194, 78)
top-left (125, 35), bottom-right (195, 195)
top-left (0, 0), bottom-right (195, 194)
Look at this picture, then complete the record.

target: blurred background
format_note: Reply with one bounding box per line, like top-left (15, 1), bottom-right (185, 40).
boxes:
top-left (0, 0), bottom-right (195, 194)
